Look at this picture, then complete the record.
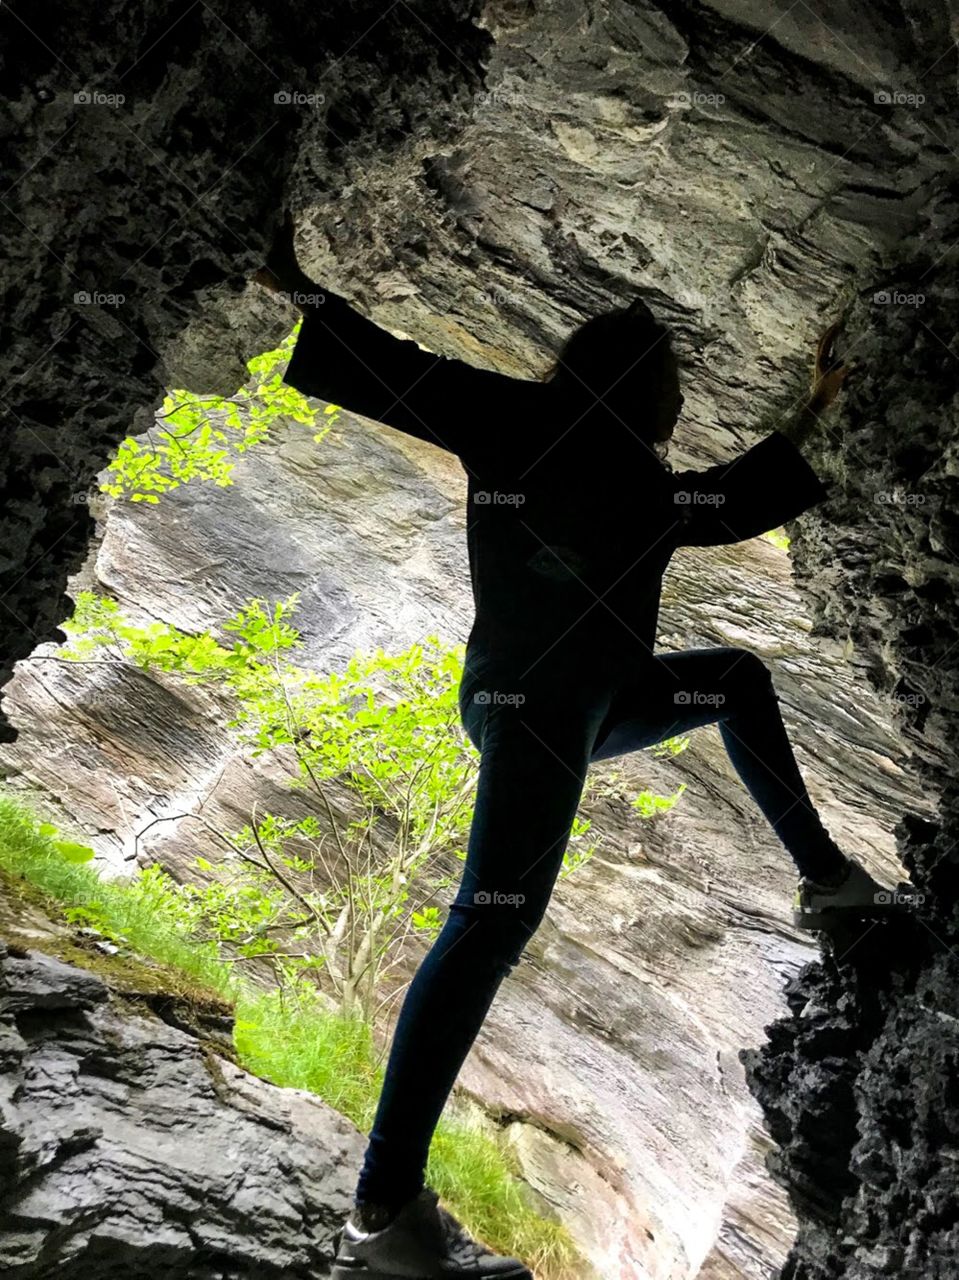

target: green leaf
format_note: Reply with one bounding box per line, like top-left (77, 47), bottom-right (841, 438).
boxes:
top-left (55, 840), bottom-right (96, 864)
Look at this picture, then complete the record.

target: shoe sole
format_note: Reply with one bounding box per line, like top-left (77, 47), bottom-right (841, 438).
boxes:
top-left (332, 1265), bottom-right (532, 1279)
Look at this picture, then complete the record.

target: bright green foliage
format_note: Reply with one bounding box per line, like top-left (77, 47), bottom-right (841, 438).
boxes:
top-left (0, 802), bottom-right (231, 991)
top-left (101, 324), bottom-right (339, 502)
top-left (37, 821), bottom-right (96, 864)
top-left (762, 527), bottom-right (791, 550)
top-left (60, 596), bottom-right (480, 1020)
top-left (59, 592), bottom-right (687, 1019)
top-left (631, 783), bottom-right (686, 818)
top-left (426, 1099), bottom-right (581, 1274)
top-left (559, 813), bottom-right (594, 879)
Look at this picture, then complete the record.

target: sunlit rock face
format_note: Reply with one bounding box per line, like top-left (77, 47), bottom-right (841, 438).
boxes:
top-left (3, 0), bottom-right (957, 1276)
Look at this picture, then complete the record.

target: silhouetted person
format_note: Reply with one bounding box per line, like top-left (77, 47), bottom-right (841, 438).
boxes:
top-left (255, 211), bottom-right (892, 1279)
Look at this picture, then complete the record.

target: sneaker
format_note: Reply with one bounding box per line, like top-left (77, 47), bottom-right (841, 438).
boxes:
top-left (331, 1186), bottom-right (533, 1278)
top-left (793, 856), bottom-right (909, 931)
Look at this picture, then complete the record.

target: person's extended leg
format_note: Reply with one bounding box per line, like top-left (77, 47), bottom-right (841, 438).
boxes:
top-left (590, 646), bottom-right (848, 884)
top-left (353, 658), bottom-right (615, 1213)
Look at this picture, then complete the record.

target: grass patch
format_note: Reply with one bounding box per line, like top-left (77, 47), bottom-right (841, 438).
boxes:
top-left (0, 793), bottom-right (583, 1278)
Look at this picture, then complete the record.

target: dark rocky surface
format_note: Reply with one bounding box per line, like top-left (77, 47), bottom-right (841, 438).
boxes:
top-left (743, 238), bottom-right (959, 1280)
top-left (0, 935), bottom-right (365, 1278)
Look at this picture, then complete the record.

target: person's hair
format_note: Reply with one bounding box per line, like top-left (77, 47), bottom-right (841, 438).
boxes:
top-left (544, 298), bottom-right (672, 433)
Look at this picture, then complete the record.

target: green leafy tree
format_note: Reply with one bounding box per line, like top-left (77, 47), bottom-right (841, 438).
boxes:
top-left (102, 323), bottom-right (339, 503)
top-left (60, 594), bottom-right (687, 1021)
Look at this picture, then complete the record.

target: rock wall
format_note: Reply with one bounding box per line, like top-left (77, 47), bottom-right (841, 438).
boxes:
top-left (0, 907), bottom-right (366, 1278)
top-left (742, 220), bottom-right (959, 1280)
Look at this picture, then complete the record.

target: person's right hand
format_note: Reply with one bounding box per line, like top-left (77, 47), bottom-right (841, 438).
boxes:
top-left (810, 321), bottom-right (853, 411)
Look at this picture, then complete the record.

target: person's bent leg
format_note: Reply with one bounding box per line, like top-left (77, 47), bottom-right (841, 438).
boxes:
top-left (355, 671), bottom-right (609, 1210)
top-left (590, 646), bottom-right (847, 883)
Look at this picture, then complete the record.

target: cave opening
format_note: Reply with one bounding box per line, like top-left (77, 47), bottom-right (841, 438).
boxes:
top-left (3, 2), bottom-right (958, 1278)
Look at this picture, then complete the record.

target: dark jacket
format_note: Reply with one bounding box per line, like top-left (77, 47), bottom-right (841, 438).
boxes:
top-left (283, 291), bottom-right (830, 665)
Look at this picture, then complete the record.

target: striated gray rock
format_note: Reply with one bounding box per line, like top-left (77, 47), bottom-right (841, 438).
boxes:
top-left (0, 937), bottom-right (365, 1278)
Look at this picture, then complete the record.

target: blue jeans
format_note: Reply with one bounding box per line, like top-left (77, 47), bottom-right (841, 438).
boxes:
top-left (355, 644), bottom-right (844, 1207)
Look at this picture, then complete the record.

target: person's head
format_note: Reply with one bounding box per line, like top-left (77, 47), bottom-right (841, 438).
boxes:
top-left (544, 299), bottom-right (682, 446)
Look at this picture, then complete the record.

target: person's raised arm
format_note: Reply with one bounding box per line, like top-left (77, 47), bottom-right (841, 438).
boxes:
top-left (256, 212), bottom-right (530, 461)
top-left (669, 322), bottom-right (849, 546)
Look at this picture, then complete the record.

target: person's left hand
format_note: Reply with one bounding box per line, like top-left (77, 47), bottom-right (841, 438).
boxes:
top-left (811, 321), bottom-right (853, 410)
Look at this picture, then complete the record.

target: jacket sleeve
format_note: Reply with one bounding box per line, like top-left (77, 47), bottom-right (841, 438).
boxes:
top-left (281, 289), bottom-right (522, 459)
top-left (669, 429), bottom-right (831, 546)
